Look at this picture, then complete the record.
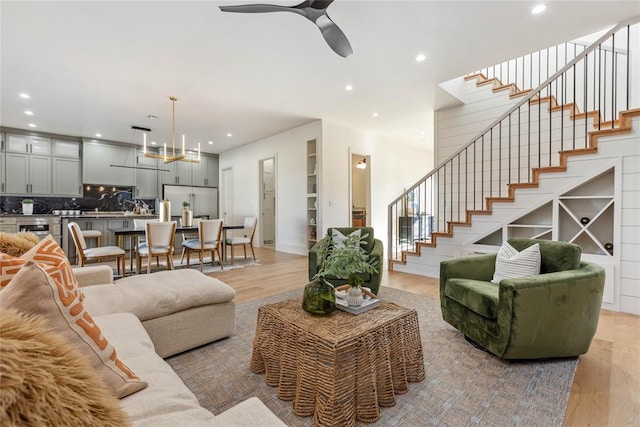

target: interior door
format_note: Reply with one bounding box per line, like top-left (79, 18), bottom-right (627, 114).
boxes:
top-left (260, 158), bottom-right (276, 246)
top-left (221, 167), bottom-right (234, 223)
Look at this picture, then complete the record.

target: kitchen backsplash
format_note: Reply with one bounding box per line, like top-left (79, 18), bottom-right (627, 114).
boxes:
top-left (1, 186), bottom-right (155, 215)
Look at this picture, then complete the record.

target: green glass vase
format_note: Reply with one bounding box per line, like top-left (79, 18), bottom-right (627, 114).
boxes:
top-left (302, 278), bottom-right (336, 315)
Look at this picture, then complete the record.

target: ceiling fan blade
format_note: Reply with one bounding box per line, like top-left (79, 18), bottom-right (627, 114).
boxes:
top-left (219, 4), bottom-right (292, 14)
top-left (315, 15), bottom-right (353, 58)
top-left (308, 0), bottom-right (334, 9)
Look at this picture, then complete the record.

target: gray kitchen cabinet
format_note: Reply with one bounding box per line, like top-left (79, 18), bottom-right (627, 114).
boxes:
top-left (161, 161), bottom-right (193, 186)
top-left (191, 156), bottom-right (219, 187)
top-left (4, 134), bottom-right (52, 195)
top-left (205, 156), bottom-right (219, 187)
top-left (191, 160), bottom-right (206, 187)
top-left (161, 156), bottom-right (218, 188)
top-left (6, 134), bottom-right (51, 155)
top-left (0, 151), bottom-right (5, 194)
top-left (53, 139), bottom-right (81, 158)
top-left (53, 157), bottom-right (82, 196)
top-left (52, 140), bottom-right (81, 196)
top-left (83, 141), bottom-right (135, 185)
top-left (0, 217), bottom-right (17, 234)
top-left (1, 134), bottom-right (4, 194)
top-left (5, 152), bottom-right (51, 195)
top-left (135, 150), bottom-right (159, 199)
top-left (106, 218), bottom-right (135, 248)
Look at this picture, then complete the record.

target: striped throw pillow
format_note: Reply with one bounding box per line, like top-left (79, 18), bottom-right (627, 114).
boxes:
top-left (1, 235), bottom-right (83, 301)
top-left (491, 242), bottom-right (541, 284)
top-left (1, 261), bottom-right (147, 398)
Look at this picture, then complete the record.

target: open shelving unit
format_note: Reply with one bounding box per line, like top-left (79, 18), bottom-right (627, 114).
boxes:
top-left (471, 168), bottom-right (616, 304)
top-left (473, 168), bottom-right (614, 255)
top-left (557, 169), bottom-right (615, 256)
top-left (306, 139), bottom-right (319, 249)
top-left (506, 202), bottom-right (553, 241)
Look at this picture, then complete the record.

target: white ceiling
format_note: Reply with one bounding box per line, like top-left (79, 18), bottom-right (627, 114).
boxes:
top-left (2, 1), bottom-right (639, 154)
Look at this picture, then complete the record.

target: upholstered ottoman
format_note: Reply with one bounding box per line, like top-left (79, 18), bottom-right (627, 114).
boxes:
top-left (75, 266), bottom-right (236, 357)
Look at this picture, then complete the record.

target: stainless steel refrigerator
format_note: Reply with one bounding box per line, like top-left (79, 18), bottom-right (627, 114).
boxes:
top-left (163, 185), bottom-right (219, 219)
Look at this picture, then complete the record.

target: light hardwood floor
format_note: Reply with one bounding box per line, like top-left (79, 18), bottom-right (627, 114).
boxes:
top-left (211, 247), bottom-right (640, 426)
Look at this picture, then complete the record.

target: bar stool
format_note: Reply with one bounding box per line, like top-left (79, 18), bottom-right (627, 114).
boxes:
top-left (81, 230), bottom-right (103, 248)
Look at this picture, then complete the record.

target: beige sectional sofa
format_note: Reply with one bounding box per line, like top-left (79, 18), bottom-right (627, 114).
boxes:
top-left (76, 267), bottom-right (236, 358)
top-left (74, 265), bottom-right (285, 426)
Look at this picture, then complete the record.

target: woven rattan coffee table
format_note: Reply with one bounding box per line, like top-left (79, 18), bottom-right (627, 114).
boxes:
top-left (250, 297), bottom-right (425, 426)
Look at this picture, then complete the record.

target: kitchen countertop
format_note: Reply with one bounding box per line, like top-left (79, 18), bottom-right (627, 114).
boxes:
top-left (1, 213), bottom-right (158, 219)
top-left (64, 214), bottom-right (158, 219)
top-left (1, 214), bottom-right (61, 218)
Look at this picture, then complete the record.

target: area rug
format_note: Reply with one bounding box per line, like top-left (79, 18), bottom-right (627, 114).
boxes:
top-left (167, 287), bottom-right (578, 426)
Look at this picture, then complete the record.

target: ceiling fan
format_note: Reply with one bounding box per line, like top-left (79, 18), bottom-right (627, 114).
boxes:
top-left (219, 0), bottom-right (353, 58)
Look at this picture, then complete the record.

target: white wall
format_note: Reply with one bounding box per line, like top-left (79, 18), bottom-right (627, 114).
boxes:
top-left (435, 78), bottom-right (521, 164)
top-left (219, 118), bottom-right (433, 260)
top-left (219, 120), bottom-right (322, 256)
top-left (321, 121), bottom-right (433, 259)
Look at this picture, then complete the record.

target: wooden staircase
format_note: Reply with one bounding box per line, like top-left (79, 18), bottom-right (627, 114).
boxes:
top-left (390, 106), bottom-right (640, 269)
top-left (387, 18), bottom-right (640, 269)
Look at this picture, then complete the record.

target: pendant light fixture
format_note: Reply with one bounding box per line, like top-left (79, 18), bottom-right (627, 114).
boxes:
top-left (356, 158), bottom-right (367, 169)
top-left (143, 96), bottom-right (200, 164)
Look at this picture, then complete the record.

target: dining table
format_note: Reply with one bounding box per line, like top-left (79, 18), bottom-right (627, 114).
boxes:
top-left (109, 223), bottom-right (244, 274)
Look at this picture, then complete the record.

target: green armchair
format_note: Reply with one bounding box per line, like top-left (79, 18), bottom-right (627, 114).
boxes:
top-left (308, 227), bottom-right (383, 295)
top-left (440, 238), bottom-right (605, 359)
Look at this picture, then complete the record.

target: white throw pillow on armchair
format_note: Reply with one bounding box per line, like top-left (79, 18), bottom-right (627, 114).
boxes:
top-left (331, 228), bottom-right (361, 249)
top-left (491, 242), bottom-right (541, 284)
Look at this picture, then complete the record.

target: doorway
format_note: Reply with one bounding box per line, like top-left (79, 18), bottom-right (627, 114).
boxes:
top-left (259, 157), bottom-right (276, 247)
top-left (221, 167), bottom-right (234, 223)
top-left (350, 153), bottom-right (371, 227)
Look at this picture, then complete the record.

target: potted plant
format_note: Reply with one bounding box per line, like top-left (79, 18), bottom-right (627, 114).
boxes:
top-left (21, 199), bottom-right (34, 215)
top-left (307, 232), bottom-right (379, 310)
top-left (181, 201), bottom-right (193, 227)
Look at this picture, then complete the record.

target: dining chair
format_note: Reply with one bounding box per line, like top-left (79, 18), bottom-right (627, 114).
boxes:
top-left (68, 222), bottom-right (125, 276)
top-left (226, 217), bottom-right (257, 264)
top-left (182, 219), bottom-right (224, 271)
top-left (133, 218), bottom-right (160, 267)
top-left (81, 229), bottom-right (102, 248)
top-left (135, 221), bottom-right (177, 274)
top-left (179, 217), bottom-right (201, 264)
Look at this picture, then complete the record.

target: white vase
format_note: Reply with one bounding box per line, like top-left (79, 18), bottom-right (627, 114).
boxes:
top-left (346, 286), bottom-right (364, 307)
top-left (22, 203), bottom-right (33, 215)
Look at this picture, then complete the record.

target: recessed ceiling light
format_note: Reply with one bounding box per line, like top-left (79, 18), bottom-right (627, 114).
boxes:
top-left (95, 133), bottom-right (102, 137)
top-left (345, 84), bottom-right (353, 91)
top-left (24, 110), bottom-right (34, 115)
top-left (28, 123), bottom-right (37, 128)
top-left (208, 141), bottom-right (214, 145)
top-left (372, 112), bottom-right (379, 118)
top-left (531, 4), bottom-right (546, 14)
top-left (415, 53), bottom-right (427, 62)
top-left (226, 133), bottom-right (233, 137)
top-left (19, 93), bottom-right (30, 99)
top-left (151, 141), bottom-right (157, 145)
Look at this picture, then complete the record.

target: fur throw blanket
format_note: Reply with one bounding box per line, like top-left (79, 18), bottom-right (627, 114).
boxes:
top-left (0, 309), bottom-right (130, 426)
top-left (0, 232), bottom-right (39, 256)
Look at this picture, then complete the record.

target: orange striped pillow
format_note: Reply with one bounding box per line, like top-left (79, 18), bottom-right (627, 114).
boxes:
top-left (1, 235), bottom-right (83, 300)
top-left (0, 254), bottom-right (26, 288)
top-left (0, 261), bottom-right (147, 398)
